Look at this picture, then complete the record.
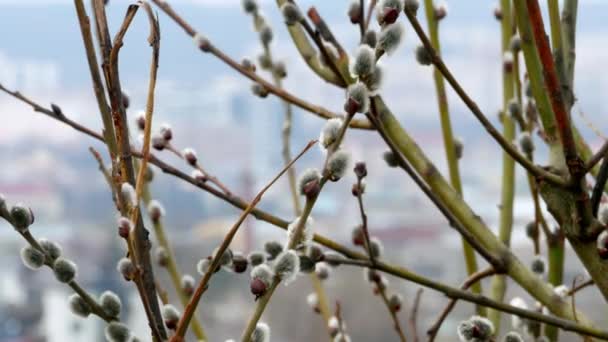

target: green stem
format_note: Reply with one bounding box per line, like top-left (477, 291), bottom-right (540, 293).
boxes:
top-left (545, 233), bottom-right (565, 341)
top-left (372, 96), bottom-right (596, 327)
top-left (423, 0), bottom-right (482, 312)
top-left (547, 0), bottom-right (563, 52)
top-left (488, 0), bottom-right (516, 331)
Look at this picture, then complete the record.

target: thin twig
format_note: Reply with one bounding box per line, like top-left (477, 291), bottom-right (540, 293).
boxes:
top-left (364, 0), bottom-right (378, 31)
top-left (401, 8), bottom-right (568, 187)
top-left (6, 88), bottom-right (608, 339)
top-left (150, 0), bottom-right (371, 129)
top-left (409, 288), bottom-right (423, 342)
top-left (169, 140), bottom-right (317, 340)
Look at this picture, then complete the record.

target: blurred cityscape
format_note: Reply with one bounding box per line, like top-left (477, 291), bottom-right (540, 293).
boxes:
top-left (1, 0), bottom-right (608, 341)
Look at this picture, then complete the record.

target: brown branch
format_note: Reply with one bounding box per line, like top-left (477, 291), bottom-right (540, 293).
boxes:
top-left (409, 288), bottom-right (423, 342)
top-left (427, 267), bottom-right (497, 341)
top-left (150, 0), bottom-right (370, 128)
top-left (169, 140), bottom-right (317, 340)
top-left (567, 278), bottom-right (595, 296)
top-left (401, 10), bottom-right (569, 188)
top-left (585, 141), bottom-right (608, 172)
top-left (364, 0), bottom-right (378, 30)
top-left (7, 88), bottom-right (608, 340)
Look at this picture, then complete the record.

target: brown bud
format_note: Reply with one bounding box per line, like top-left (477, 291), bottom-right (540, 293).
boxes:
top-left (354, 161), bottom-right (367, 179)
top-left (344, 96), bottom-right (361, 116)
top-left (352, 183), bottom-right (364, 197)
top-left (302, 179), bottom-right (321, 198)
top-left (232, 254), bottom-right (249, 274)
top-left (152, 135), bottom-right (166, 151)
top-left (348, 2), bottom-right (361, 24)
top-left (381, 7), bottom-right (399, 25)
top-left (352, 226), bottom-right (364, 246)
top-left (51, 103), bottom-right (63, 117)
top-left (250, 278), bottom-right (267, 298)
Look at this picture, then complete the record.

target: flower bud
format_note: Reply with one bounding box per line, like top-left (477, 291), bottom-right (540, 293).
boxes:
top-left (53, 257), bottom-right (77, 283)
top-left (503, 332), bottom-right (524, 342)
top-left (213, 247), bottom-right (233, 267)
top-left (415, 45), bottom-right (432, 66)
top-left (369, 237), bottom-right (384, 258)
top-left (247, 251), bottom-right (267, 267)
top-left (367, 64), bottom-right (384, 94)
top-left (518, 132), bottom-right (534, 155)
top-left (232, 252), bottom-right (249, 273)
top-left (259, 25), bottom-right (273, 46)
top-left (315, 262), bottom-right (331, 280)
top-left (120, 182), bottom-right (137, 208)
top-left (250, 264), bottom-right (274, 298)
top-left (155, 247), bottom-right (169, 267)
top-left (183, 148), bottom-right (197, 166)
top-left (152, 134), bottom-right (166, 151)
top-left (347, 1), bottom-right (361, 24)
top-left (281, 3), bottom-right (302, 25)
top-left (68, 294), bottom-right (91, 318)
top-left (351, 181), bottom-right (365, 196)
top-left (404, 0), bottom-right (420, 14)
top-left (597, 230), bottom-right (608, 259)
top-left (377, 23), bottom-right (404, 55)
top-left (353, 161), bottom-right (367, 179)
top-left (147, 200), bottom-right (165, 223)
top-left (10, 203), bottom-right (34, 231)
top-left (252, 83), bottom-right (269, 98)
top-left (121, 91), bottom-right (130, 109)
top-left (508, 98), bottom-right (521, 118)
top-left (351, 45), bottom-right (376, 78)
top-left (297, 168), bottom-right (322, 199)
top-left (453, 137), bottom-right (464, 160)
top-left (242, 58), bottom-right (256, 72)
top-left (383, 150), bottom-right (399, 167)
top-left (39, 238), bottom-right (62, 261)
top-left (264, 241), bottom-right (284, 260)
top-left (251, 322), bottom-right (270, 342)
top-left (181, 274), bottom-right (195, 296)
top-left (388, 293), bottom-right (403, 312)
top-left (162, 304), bottom-right (181, 330)
top-left (272, 250), bottom-right (300, 285)
top-left (160, 123), bottom-right (173, 141)
top-left (20, 245), bottom-right (45, 269)
top-left (372, 275), bottom-right (389, 294)
top-left (327, 150), bottom-right (352, 182)
top-left (457, 315), bottom-right (494, 342)
top-left (117, 217), bottom-right (132, 239)
top-left (241, 0), bottom-right (258, 14)
top-left (191, 169), bottom-right (207, 183)
top-left (345, 82), bottom-right (370, 114)
top-left (352, 225), bottom-right (364, 246)
top-left (104, 322), bottom-right (132, 342)
top-left (193, 33), bottom-right (211, 52)
top-left (258, 54), bottom-right (272, 70)
top-left (197, 257), bottom-right (212, 275)
top-left (494, 5), bottom-right (502, 20)
top-left (117, 257), bottom-right (136, 281)
top-left (320, 118), bottom-right (343, 150)
top-left (553, 284), bottom-right (569, 298)
top-left (308, 245), bottom-right (323, 262)
top-left (503, 51), bottom-right (514, 72)
top-left (49, 103), bottom-right (63, 117)
top-left (100, 291), bottom-right (122, 318)
top-left (525, 221), bottom-right (538, 240)
top-left (135, 110), bottom-right (146, 131)
top-left (510, 35), bottom-right (521, 52)
top-left (328, 316), bottom-right (344, 337)
top-left (434, 2), bottom-right (448, 20)
top-left (362, 30), bottom-right (377, 48)
top-left (376, 0), bottom-right (403, 25)
top-left (306, 292), bottom-right (320, 313)
top-left (299, 254), bottom-right (315, 273)
top-left (273, 61), bottom-right (287, 79)
top-left (530, 255), bottom-right (546, 277)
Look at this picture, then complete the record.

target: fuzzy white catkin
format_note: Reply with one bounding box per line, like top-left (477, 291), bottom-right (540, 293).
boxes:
top-left (68, 294), bottom-right (91, 318)
top-left (197, 258), bottom-right (211, 275)
top-left (306, 292), bottom-right (319, 309)
top-left (53, 257), bottom-right (77, 283)
top-left (250, 264), bottom-right (274, 287)
top-left (100, 291), bottom-right (122, 318)
top-left (350, 45), bottom-right (376, 77)
top-left (509, 297), bottom-right (527, 329)
top-left (272, 250), bottom-right (300, 285)
top-left (319, 118), bottom-right (344, 149)
top-left (20, 245), bottom-right (45, 269)
top-left (105, 322), bottom-right (131, 342)
top-left (120, 183), bottom-right (137, 207)
top-left (162, 304), bottom-right (181, 322)
top-left (281, 3), bottom-right (302, 25)
top-left (251, 322), bottom-right (270, 342)
top-left (287, 216), bottom-right (314, 248)
top-left (297, 168), bottom-right (321, 195)
top-left (327, 150), bottom-right (352, 181)
top-left (346, 82), bottom-right (370, 113)
top-left (377, 22), bottom-right (404, 55)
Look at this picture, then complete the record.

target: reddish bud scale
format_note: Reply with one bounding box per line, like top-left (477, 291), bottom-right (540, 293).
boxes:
top-left (303, 180), bottom-right (321, 198)
top-left (250, 278), bottom-right (267, 298)
top-left (344, 97), bottom-right (360, 116)
top-left (232, 255), bottom-right (249, 273)
top-left (382, 7), bottom-right (399, 25)
top-left (354, 162), bottom-right (367, 178)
